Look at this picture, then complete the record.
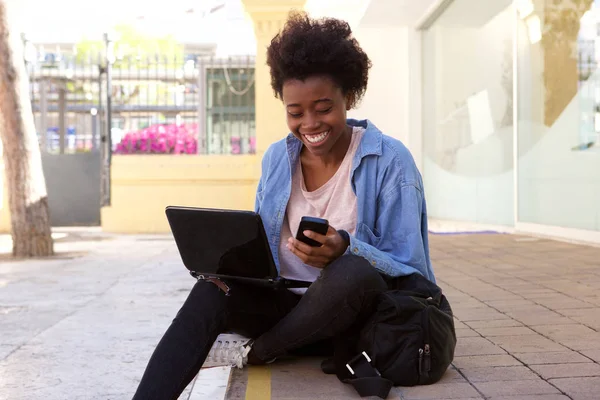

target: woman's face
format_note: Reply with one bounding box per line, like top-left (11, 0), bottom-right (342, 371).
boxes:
top-left (282, 75), bottom-right (351, 157)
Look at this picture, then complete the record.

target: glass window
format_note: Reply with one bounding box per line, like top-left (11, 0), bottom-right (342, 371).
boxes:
top-left (517, 0), bottom-right (600, 231)
top-left (206, 67), bottom-right (256, 154)
top-left (422, 0), bottom-right (515, 226)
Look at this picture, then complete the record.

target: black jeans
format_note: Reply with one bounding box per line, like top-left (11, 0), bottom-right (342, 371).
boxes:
top-left (132, 254), bottom-right (387, 400)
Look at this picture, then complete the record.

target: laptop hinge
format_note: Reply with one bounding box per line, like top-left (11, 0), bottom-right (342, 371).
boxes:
top-left (190, 272), bottom-right (231, 296)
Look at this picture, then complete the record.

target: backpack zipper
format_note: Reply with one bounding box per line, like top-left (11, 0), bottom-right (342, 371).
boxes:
top-left (419, 305), bottom-right (432, 380)
top-left (418, 348), bottom-right (423, 375)
top-left (424, 344), bottom-right (431, 372)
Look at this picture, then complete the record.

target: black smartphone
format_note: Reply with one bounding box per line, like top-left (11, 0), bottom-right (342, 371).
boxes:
top-left (296, 216), bottom-right (329, 247)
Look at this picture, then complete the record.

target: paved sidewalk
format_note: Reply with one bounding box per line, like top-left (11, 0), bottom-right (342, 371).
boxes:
top-left (0, 230), bottom-right (599, 399)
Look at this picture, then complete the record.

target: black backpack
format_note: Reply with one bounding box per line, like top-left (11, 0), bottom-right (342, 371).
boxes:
top-left (326, 273), bottom-right (457, 399)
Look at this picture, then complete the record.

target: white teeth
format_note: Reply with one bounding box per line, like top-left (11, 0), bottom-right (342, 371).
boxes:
top-left (305, 131), bottom-right (329, 144)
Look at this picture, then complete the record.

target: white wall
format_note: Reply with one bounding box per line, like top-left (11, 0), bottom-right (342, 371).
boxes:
top-left (421, 2), bottom-right (515, 226)
top-left (346, 0), bottom-right (435, 164)
top-left (305, 0), bottom-right (415, 148)
top-left (305, 0), bottom-right (370, 29)
top-left (308, 0), bottom-right (435, 164)
top-left (349, 26), bottom-right (411, 146)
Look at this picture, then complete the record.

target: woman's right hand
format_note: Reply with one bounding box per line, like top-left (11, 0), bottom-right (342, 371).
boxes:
top-left (286, 226), bottom-right (349, 268)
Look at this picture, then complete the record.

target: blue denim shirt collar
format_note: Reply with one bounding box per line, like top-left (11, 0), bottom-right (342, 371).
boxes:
top-left (285, 118), bottom-right (383, 167)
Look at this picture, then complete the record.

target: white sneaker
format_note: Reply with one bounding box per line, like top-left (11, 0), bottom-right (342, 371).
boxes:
top-left (204, 333), bottom-right (252, 369)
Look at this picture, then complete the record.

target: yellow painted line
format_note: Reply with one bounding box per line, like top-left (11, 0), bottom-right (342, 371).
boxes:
top-left (245, 366), bottom-right (271, 400)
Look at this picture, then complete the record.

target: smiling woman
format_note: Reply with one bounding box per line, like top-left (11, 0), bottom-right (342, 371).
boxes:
top-left (132, 11), bottom-right (436, 400)
top-left (282, 77), bottom-right (351, 158)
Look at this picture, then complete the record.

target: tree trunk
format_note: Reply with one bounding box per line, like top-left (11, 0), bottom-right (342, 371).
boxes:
top-left (0, 0), bottom-right (53, 257)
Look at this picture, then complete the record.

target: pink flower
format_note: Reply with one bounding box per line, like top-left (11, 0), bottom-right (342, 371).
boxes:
top-left (114, 123), bottom-right (200, 155)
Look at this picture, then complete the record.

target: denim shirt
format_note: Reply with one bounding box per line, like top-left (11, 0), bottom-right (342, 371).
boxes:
top-left (255, 119), bottom-right (436, 282)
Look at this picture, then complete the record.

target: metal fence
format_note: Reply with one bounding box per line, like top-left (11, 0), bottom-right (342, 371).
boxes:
top-left (25, 49), bottom-right (256, 155)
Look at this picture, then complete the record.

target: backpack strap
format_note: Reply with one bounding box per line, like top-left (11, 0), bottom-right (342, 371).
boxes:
top-left (341, 352), bottom-right (394, 399)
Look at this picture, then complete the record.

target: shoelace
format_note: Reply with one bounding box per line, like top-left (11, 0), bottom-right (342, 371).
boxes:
top-left (205, 334), bottom-right (251, 368)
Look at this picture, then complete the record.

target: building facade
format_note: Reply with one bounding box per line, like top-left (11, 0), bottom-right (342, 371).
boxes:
top-left (350, 0), bottom-right (600, 244)
top-left (3, 0), bottom-right (600, 243)
top-left (418, 0), bottom-right (600, 244)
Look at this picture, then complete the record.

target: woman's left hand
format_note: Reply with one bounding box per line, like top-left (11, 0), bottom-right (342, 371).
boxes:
top-left (286, 226), bottom-right (349, 268)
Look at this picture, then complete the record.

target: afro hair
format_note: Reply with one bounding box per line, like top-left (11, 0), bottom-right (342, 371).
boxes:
top-left (266, 11), bottom-right (371, 109)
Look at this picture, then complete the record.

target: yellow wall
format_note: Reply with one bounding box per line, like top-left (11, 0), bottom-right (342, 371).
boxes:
top-left (2, 154), bottom-right (261, 234)
top-left (242, 0), bottom-right (306, 154)
top-left (102, 0), bottom-right (307, 233)
top-left (100, 155), bottom-right (260, 233)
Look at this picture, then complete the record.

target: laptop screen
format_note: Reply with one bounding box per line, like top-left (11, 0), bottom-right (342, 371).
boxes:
top-left (166, 207), bottom-right (278, 279)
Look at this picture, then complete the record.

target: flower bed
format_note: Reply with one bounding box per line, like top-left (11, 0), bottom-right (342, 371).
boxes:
top-left (114, 123), bottom-right (198, 154)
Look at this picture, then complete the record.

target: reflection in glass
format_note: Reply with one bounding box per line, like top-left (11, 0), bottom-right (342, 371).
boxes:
top-left (422, 0), bottom-right (514, 225)
top-left (517, 0), bottom-right (600, 231)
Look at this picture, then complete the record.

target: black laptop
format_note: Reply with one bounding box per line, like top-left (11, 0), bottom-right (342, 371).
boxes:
top-left (165, 206), bottom-right (311, 289)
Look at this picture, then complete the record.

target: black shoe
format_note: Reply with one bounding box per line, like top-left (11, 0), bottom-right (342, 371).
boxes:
top-left (320, 357), bottom-right (336, 374)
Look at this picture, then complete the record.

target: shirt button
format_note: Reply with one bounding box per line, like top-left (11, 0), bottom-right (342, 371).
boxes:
top-left (371, 260), bottom-right (376, 266)
top-left (353, 248), bottom-right (359, 254)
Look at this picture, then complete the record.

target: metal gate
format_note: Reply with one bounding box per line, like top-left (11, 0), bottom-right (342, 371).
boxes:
top-left (25, 38), bottom-right (256, 227)
top-left (26, 52), bottom-right (107, 226)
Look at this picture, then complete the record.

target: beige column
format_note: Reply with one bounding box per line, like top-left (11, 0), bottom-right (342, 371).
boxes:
top-left (241, 0), bottom-right (306, 155)
top-left (541, 0), bottom-right (593, 127)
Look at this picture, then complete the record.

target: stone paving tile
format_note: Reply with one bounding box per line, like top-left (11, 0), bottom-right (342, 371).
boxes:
top-left (533, 298), bottom-right (595, 311)
top-left (454, 337), bottom-right (507, 357)
top-left (454, 307), bottom-right (512, 322)
top-left (453, 301), bottom-right (494, 310)
top-left (531, 324), bottom-right (600, 351)
top-left (465, 319), bottom-right (524, 329)
top-left (439, 367), bottom-right (471, 383)
top-left (445, 295), bottom-right (482, 306)
top-left (487, 395), bottom-right (570, 400)
top-left (398, 382), bottom-right (482, 400)
top-left (487, 335), bottom-right (568, 354)
top-left (522, 293), bottom-right (574, 300)
top-left (452, 355), bottom-right (523, 369)
top-left (581, 349), bottom-right (600, 363)
top-left (504, 309), bottom-right (577, 326)
top-left (453, 320), bottom-right (471, 330)
top-left (530, 363), bottom-right (600, 379)
top-left (554, 334), bottom-right (600, 351)
top-left (548, 377), bottom-right (600, 400)
top-left (484, 299), bottom-right (537, 311)
top-left (460, 366), bottom-right (539, 382)
top-left (471, 291), bottom-right (521, 302)
top-left (473, 326), bottom-right (537, 337)
top-left (559, 309), bottom-right (600, 330)
top-left (518, 289), bottom-right (561, 297)
top-left (480, 304), bottom-right (541, 316)
top-left (456, 328), bottom-right (482, 338)
top-left (473, 379), bottom-right (561, 397)
top-left (586, 297), bottom-right (600, 306)
top-left (532, 324), bottom-right (597, 338)
top-left (513, 351), bottom-right (592, 365)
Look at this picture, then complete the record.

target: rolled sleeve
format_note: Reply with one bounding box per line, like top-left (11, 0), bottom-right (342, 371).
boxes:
top-left (346, 183), bottom-right (433, 281)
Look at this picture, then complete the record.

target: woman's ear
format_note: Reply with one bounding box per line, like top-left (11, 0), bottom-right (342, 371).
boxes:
top-left (346, 93), bottom-right (356, 110)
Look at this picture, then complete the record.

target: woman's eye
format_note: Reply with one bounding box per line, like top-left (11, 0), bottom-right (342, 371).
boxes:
top-left (288, 112), bottom-right (302, 118)
top-left (317, 108), bottom-right (332, 114)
